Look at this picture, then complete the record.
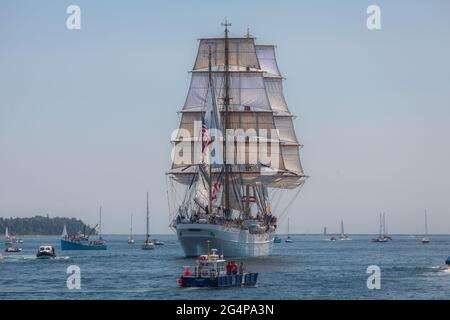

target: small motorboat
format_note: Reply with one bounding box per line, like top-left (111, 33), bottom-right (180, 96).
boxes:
top-left (446, 257), bottom-right (450, 266)
top-left (36, 245), bottom-right (56, 259)
top-left (330, 236), bottom-right (337, 241)
top-left (5, 246), bottom-right (22, 253)
top-left (178, 248), bottom-right (258, 288)
top-left (274, 236), bottom-right (282, 243)
top-left (154, 240), bottom-right (164, 245)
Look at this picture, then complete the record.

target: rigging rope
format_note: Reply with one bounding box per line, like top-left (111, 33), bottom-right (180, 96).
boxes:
top-left (277, 183), bottom-right (305, 223)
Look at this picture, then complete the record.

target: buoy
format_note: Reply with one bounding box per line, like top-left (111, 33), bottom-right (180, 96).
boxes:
top-left (178, 278), bottom-right (183, 286)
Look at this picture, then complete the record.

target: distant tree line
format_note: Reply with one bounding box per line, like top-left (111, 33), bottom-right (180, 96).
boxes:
top-left (0, 216), bottom-right (95, 236)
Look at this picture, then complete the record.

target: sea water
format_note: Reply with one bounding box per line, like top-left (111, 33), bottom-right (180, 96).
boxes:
top-left (1, 235), bottom-right (449, 300)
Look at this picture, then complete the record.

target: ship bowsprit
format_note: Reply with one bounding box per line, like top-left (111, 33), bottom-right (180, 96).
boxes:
top-left (176, 223), bottom-right (274, 257)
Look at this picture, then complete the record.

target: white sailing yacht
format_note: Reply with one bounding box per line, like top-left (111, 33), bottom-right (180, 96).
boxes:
top-left (339, 219), bottom-right (350, 240)
top-left (142, 192), bottom-right (155, 250)
top-left (128, 214), bottom-right (135, 244)
top-left (4, 227), bottom-right (12, 244)
top-left (372, 212), bottom-right (391, 242)
top-left (285, 218), bottom-right (293, 243)
top-left (421, 210), bottom-right (430, 243)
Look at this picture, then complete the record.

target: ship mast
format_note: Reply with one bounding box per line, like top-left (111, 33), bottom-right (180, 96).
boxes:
top-left (222, 18), bottom-right (231, 218)
top-left (208, 46), bottom-right (213, 216)
top-left (99, 206), bottom-right (102, 238)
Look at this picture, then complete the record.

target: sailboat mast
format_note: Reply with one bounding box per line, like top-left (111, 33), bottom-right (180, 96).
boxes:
top-left (99, 206), bottom-right (102, 237)
top-left (146, 192), bottom-right (149, 241)
top-left (379, 213), bottom-right (382, 236)
top-left (130, 213), bottom-right (133, 239)
top-left (222, 19), bottom-right (231, 218)
top-left (341, 219), bottom-right (344, 236)
top-left (425, 210), bottom-right (428, 236)
top-left (208, 47), bottom-right (213, 216)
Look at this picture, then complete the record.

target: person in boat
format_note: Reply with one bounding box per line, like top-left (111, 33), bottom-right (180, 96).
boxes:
top-left (238, 262), bottom-right (244, 275)
top-left (226, 261), bottom-right (238, 275)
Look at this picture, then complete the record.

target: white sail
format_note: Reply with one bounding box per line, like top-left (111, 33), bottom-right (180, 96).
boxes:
top-left (281, 145), bottom-right (304, 174)
top-left (129, 214), bottom-right (134, 240)
top-left (183, 71), bottom-right (270, 111)
top-left (255, 45), bottom-right (282, 77)
top-left (265, 78), bottom-right (289, 113)
top-left (61, 224), bottom-right (67, 237)
top-left (194, 38), bottom-right (260, 70)
top-left (274, 116), bottom-right (299, 145)
top-left (5, 227), bottom-right (9, 238)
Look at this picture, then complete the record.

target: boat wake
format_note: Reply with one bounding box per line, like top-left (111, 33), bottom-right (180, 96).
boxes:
top-left (1, 255), bottom-right (70, 261)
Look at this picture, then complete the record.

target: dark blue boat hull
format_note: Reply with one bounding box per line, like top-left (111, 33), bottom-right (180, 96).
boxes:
top-left (181, 273), bottom-right (258, 288)
top-left (61, 239), bottom-right (107, 251)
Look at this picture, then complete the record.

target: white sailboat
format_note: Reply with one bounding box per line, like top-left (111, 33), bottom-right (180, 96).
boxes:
top-left (142, 192), bottom-right (155, 250)
top-left (4, 227), bottom-right (12, 244)
top-left (372, 212), bottom-right (391, 242)
top-left (339, 219), bottom-right (351, 240)
top-left (128, 214), bottom-right (135, 244)
top-left (285, 218), bottom-right (293, 243)
top-left (421, 210), bottom-right (430, 243)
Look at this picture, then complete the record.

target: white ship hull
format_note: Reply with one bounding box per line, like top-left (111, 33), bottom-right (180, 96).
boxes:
top-left (176, 223), bottom-right (274, 257)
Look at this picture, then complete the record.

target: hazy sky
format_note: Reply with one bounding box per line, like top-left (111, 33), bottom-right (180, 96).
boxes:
top-left (1, 0), bottom-right (449, 234)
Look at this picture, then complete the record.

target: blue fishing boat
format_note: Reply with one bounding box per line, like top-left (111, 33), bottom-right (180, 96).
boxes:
top-left (60, 207), bottom-right (107, 251)
top-left (178, 248), bottom-right (258, 288)
top-left (446, 257), bottom-right (450, 266)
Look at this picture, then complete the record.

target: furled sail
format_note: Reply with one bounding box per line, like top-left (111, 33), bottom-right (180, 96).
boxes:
top-left (194, 38), bottom-right (260, 70)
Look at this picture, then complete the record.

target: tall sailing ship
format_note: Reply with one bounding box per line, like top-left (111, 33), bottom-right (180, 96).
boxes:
top-left (168, 22), bottom-right (307, 257)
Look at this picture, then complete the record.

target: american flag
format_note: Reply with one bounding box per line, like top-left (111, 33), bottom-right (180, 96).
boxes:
top-left (211, 181), bottom-right (222, 201)
top-left (202, 117), bottom-right (212, 153)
